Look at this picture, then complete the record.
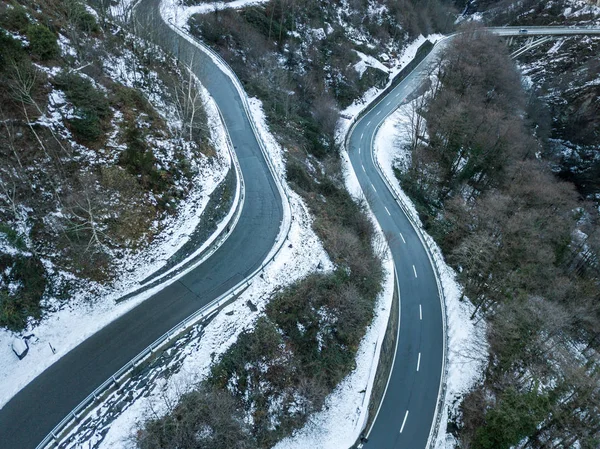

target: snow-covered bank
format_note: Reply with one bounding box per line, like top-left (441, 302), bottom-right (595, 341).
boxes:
top-left (161, 0), bottom-right (271, 29)
top-left (336, 34), bottom-right (443, 145)
top-left (373, 103), bottom-right (488, 449)
top-left (0, 74), bottom-right (233, 410)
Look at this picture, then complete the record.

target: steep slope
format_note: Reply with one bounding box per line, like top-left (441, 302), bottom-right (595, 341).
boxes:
top-left (0, 0), bottom-right (229, 333)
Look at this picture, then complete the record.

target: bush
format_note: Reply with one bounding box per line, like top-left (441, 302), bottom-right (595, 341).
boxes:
top-left (69, 110), bottom-right (103, 142)
top-left (54, 72), bottom-right (111, 119)
top-left (138, 385), bottom-right (256, 449)
top-left (67, 0), bottom-right (99, 33)
top-left (119, 124), bottom-right (172, 197)
top-left (27, 24), bottom-right (59, 61)
top-left (0, 254), bottom-right (47, 330)
top-left (54, 71), bottom-right (111, 143)
top-left (0, 224), bottom-right (27, 251)
top-left (0, 29), bottom-right (26, 69)
top-left (0, 3), bottom-right (30, 33)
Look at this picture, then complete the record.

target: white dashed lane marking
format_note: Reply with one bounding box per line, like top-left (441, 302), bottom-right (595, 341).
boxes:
top-left (399, 411), bottom-right (409, 433)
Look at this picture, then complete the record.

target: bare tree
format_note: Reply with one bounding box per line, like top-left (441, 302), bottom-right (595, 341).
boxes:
top-left (173, 56), bottom-right (209, 143)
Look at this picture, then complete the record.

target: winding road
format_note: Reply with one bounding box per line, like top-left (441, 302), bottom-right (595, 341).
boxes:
top-left (348, 39), bottom-right (447, 449)
top-left (0, 6), bottom-right (599, 447)
top-left (351, 26), bottom-right (600, 448)
top-left (0, 1), bottom-right (285, 448)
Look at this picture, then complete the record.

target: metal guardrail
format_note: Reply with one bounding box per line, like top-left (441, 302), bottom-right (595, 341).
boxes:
top-left (116, 104), bottom-right (245, 303)
top-left (36, 8), bottom-right (294, 449)
top-left (343, 36), bottom-right (450, 449)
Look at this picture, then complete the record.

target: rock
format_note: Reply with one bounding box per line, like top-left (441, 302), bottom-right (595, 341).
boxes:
top-left (246, 300), bottom-right (258, 312)
top-left (12, 338), bottom-right (29, 360)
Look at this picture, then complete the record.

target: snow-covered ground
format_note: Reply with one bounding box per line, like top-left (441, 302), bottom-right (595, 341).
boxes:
top-left (336, 34), bottom-right (443, 144)
top-left (161, 0), bottom-right (271, 28)
top-left (373, 101), bottom-right (488, 449)
top-left (0, 67), bottom-right (235, 410)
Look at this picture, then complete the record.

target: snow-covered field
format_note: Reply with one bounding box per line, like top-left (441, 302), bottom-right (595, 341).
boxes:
top-left (0, 62), bottom-right (235, 410)
top-left (373, 102), bottom-right (488, 449)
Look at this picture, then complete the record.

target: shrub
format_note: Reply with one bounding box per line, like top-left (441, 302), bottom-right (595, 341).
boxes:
top-left (54, 71), bottom-right (111, 143)
top-left (0, 29), bottom-right (26, 69)
top-left (0, 224), bottom-right (27, 251)
top-left (0, 3), bottom-right (29, 33)
top-left (67, 0), bottom-right (99, 33)
top-left (54, 72), bottom-right (111, 119)
top-left (0, 254), bottom-right (47, 330)
top-left (27, 24), bottom-right (59, 61)
top-left (138, 385), bottom-right (256, 449)
top-left (69, 110), bottom-right (103, 142)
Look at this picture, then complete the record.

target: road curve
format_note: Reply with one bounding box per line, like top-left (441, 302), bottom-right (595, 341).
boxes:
top-left (0, 1), bottom-right (284, 448)
top-left (351, 26), bottom-right (600, 448)
top-left (348, 39), bottom-right (447, 449)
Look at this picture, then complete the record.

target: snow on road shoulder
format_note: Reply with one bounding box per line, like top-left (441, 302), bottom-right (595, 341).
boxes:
top-left (271, 150), bottom-right (395, 449)
top-left (0, 79), bottom-right (231, 410)
top-left (373, 103), bottom-right (488, 449)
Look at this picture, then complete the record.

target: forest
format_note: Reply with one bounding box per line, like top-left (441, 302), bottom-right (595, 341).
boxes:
top-left (399, 24), bottom-right (600, 448)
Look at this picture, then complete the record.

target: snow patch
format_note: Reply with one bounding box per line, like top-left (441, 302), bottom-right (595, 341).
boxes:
top-left (161, 0), bottom-right (271, 29)
top-left (353, 50), bottom-right (389, 77)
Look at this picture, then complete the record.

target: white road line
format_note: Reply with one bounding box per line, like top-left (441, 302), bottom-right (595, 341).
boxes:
top-left (419, 304), bottom-right (422, 320)
top-left (362, 164), bottom-right (366, 172)
top-left (386, 101), bottom-right (391, 106)
top-left (361, 132), bottom-right (364, 140)
top-left (367, 120), bottom-right (371, 126)
top-left (371, 183), bottom-right (377, 193)
top-left (377, 110), bottom-right (381, 115)
top-left (417, 352), bottom-right (421, 372)
top-left (385, 206), bottom-right (391, 216)
top-left (358, 147), bottom-right (361, 154)
top-left (400, 232), bottom-right (406, 244)
top-left (413, 265), bottom-right (417, 278)
top-left (400, 411), bottom-right (409, 433)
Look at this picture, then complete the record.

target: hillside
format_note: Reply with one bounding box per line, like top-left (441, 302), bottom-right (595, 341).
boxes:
top-left (0, 0), bottom-right (230, 333)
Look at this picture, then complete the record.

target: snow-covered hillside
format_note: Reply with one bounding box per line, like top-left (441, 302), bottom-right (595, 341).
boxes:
top-left (0, 0), bottom-right (237, 409)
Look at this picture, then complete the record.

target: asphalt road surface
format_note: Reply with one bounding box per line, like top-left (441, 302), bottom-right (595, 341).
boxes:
top-left (0, 1), bottom-right (283, 447)
top-left (349, 40), bottom-right (447, 449)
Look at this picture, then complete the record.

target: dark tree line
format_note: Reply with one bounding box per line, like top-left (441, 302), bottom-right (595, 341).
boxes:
top-left (399, 25), bottom-right (600, 448)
